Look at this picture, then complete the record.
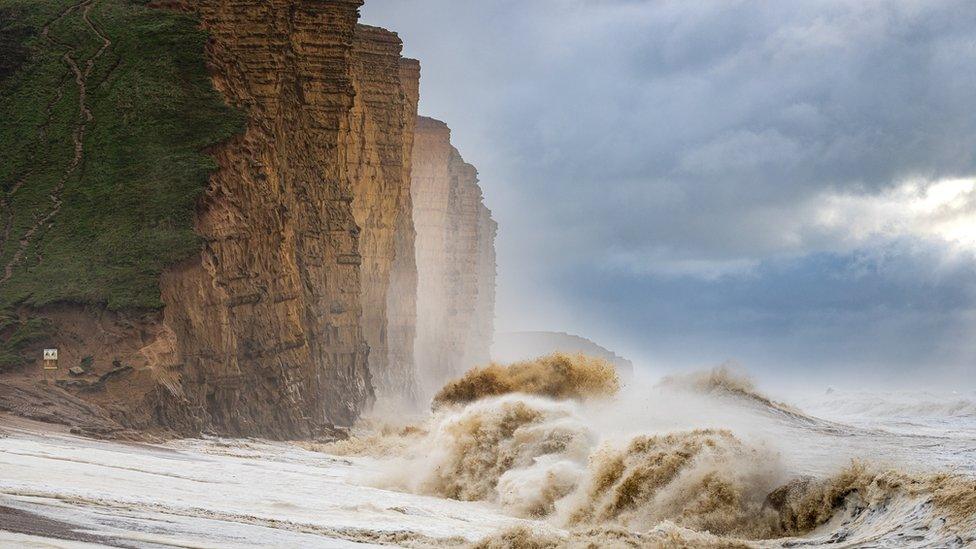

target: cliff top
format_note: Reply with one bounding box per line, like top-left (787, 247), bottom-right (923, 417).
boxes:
top-left (417, 116), bottom-right (451, 132)
top-left (400, 57), bottom-right (421, 70)
top-left (356, 23), bottom-right (401, 42)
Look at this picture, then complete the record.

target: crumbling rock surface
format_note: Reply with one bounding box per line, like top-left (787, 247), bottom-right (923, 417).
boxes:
top-left (346, 25), bottom-right (421, 407)
top-left (131, 0), bottom-right (371, 438)
top-left (0, 379), bottom-right (127, 439)
top-left (1, 1), bottom-right (496, 437)
top-left (412, 117), bottom-right (497, 396)
top-left (384, 56), bottom-right (422, 407)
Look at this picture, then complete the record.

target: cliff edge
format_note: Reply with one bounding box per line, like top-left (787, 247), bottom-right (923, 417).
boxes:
top-left (412, 116), bottom-right (497, 396)
top-left (0, 0), bottom-right (496, 437)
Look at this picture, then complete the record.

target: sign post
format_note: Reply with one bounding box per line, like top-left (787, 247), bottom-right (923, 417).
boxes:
top-left (43, 349), bottom-right (58, 381)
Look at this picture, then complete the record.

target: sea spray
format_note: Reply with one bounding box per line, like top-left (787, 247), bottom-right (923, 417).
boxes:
top-left (658, 364), bottom-right (803, 415)
top-left (471, 524), bottom-right (753, 548)
top-left (432, 352), bottom-right (620, 408)
top-left (320, 358), bottom-right (976, 547)
top-left (399, 395), bottom-right (593, 510)
top-left (560, 429), bottom-right (783, 538)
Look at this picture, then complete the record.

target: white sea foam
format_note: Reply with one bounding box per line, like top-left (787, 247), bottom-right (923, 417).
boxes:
top-left (1, 368), bottom-right (974, 548)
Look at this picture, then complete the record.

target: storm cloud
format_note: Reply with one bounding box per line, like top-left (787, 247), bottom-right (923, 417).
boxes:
top-left (362, 0), bottom-right (976, 385)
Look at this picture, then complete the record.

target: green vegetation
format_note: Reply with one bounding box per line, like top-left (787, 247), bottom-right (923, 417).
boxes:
top-left (0, 311), bottom-right (51, 370)
top-left (0, 0), bottom-right (244, 312)
top-left (0, 0), bottom-right (242, 371)
top-left (0, 6), bottom-right (33, 80)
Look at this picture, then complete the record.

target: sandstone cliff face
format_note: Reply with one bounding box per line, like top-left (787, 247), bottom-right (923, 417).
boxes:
top-left (385, 57), bottom-right (422, 407)
top-left (467, 204), bottom-right (498, 369)
top-left (1, 1), bottom-right (496, 435)
top-left (412, 117), bottom-right (453, 393)
top-left (346, 26), bottom-right (420, 407)
top-left (412, 117), bottom-right (497, 396)
top-left (152, 0), bottom-right (372, 437)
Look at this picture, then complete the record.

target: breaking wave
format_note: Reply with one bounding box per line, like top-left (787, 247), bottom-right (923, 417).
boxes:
top-left (802, 390), bottom-right (976, 419)
top-left (561, 428), bottom-right (781, 537)
top-left (431, 352), bottom-right (619, 409)
top-left (375, 395), bottom-right (593, 516)
top-left (327, 357), bottom-right (976, 547)
top-left (659, 364), bottom-right (806, 417)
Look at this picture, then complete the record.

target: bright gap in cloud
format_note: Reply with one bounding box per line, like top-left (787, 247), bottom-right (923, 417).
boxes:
top-left (818, 178), bottom-right (976, 249)
top-left (608, 177), bottom-right (976, 279)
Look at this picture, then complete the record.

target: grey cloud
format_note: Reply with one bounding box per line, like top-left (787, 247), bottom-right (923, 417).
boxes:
top-left (361, 1), bottom-right (976, 382)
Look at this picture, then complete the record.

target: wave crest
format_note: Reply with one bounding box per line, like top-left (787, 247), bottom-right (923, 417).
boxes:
top-left (659, 364), bottom-right (767, 402)
top-left (659, 365), bottom-right (818, 426)
top-left (411, 395), bottom-right (593, 512)
top-left (432, 353), bottom-right (620, 409)
top-left (563, 429), bottom-right (782, 538)
top-left (324, 359), bottom-right (976, 547)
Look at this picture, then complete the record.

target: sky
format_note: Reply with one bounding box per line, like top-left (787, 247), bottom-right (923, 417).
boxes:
top-left (361, 0), bottom-right (976, 388)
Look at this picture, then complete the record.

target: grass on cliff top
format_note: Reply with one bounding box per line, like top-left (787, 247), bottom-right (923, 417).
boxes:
top-left (0, 0), bottom-right (244, 312)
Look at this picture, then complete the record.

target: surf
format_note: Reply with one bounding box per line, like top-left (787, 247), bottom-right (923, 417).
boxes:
top-left (325, 354), bottom-right (976, 548)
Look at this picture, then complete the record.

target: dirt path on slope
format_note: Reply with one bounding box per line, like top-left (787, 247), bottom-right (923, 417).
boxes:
top-left (0, 0), bottom-right (112, 286)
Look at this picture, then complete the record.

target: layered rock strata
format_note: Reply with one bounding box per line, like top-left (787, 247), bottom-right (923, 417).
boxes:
top-left (151, 0), bottom-right (372, 437)
top-left (466, 203), bottom-right (498, 369)
top-left (412, 117), bottom-right (497, 396)
top-left (346, 25), bottom-right (421, 406)
top-left (2, 0), bottom-right (497, 436)
top-left (384, 57), bottom-right (422, 407)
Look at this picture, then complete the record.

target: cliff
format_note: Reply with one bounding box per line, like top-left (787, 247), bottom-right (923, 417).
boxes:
top-left (1, 0), bottom-right (375, 438)
top-left (152, 0), bottom-right (373, 437)
top-left (467, 203), bottom-right (497, 369)
top-left (346, 25), bottom-right (421, 408)
top-left (0, 0), bottom-right (242, 367)
top-left (0, 0), bottom-right (246, 435)
top-left (412, 116), bottom-right (497, 395)
top-left (0, 0), bottom-right (494, 436)
top-left (385, 56), bottom-right (422, 407)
